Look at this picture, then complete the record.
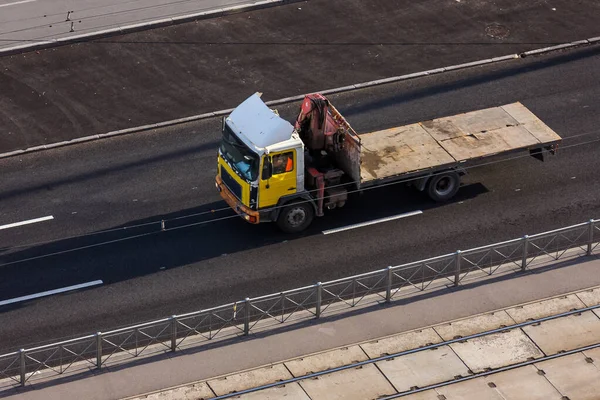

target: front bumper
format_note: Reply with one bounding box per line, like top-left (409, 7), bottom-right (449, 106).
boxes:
top-left (215, 175), bottom-right (260, 224)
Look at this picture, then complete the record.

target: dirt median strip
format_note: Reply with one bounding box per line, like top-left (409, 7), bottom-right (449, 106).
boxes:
top-left (1, 38), bottom-right (598, 160)
top-left (1, 0), bottom-right (599, 154)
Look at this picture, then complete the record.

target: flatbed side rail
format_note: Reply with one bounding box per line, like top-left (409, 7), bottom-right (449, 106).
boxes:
top-left (327, 102), bottom-right (360, 143)
top-left (326, 101), bottom-right (362, 184)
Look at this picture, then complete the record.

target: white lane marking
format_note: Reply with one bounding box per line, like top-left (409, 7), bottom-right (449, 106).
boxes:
top-left (0, 0), bottom-right (36, 7)
top-left (0, 215), bottom-right (54, 231)
top-left (0, 280), bottom-right (103, 306)
top-left (322, 210), bottom-right (423, 235)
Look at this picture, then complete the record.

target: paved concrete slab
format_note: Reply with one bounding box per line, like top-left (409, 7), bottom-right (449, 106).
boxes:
top-left (401, 390), bottom-right (439, 400)
top-left (360, 328), bottom-right (442, 358)
top-left (505, 294), bottom-right (586, 323)
top-left (577, 287), bottom-right (600, 304)
top-left (523, 311), bottom-right (600, 355)
top-left (207, 364), bottom-right (292, 396)
top-left (582, 347), bottom-right (600, 366)
top-left (485, 365), bottom-right (563, 400)
top-left (436, 377), bottom-right (504, 400)
top-left (433, 311), bottom-right (515, 341)
top-left (449, 329), bottom-right (544, 373)
top-left (376, 345), bottom-right (470, 392)
top-left (577, 287), bottom-right (600, 311)
top-left (131, 382), bottom-right (215, 400)
top-left (284, 345), bottom-right (368, 377)
top-left (236, 383), bottom-right (310, 400)
top-left (298, 364), bottom-right (395, 400)
top-left (536, 353), bottom-right (600, 400)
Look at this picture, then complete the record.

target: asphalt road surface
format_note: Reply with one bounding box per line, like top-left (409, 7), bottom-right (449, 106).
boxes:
top-left (0, 45), bottom-right (599, 352)
top-left (2, 0), bottom-right (600, 153)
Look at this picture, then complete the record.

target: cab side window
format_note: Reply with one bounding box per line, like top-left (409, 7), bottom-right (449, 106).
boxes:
top-left (272, 152), bottom-right (294, 175)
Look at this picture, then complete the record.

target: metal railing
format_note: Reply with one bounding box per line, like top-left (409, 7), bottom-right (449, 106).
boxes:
top-left (1, 219), bottom-right (598, 387)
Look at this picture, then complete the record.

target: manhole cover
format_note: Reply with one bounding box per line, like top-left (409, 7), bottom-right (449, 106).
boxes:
top-left (486, 23), bottom-right (510, 39)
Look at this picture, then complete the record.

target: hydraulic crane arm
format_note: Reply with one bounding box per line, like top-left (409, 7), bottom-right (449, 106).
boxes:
top-left (294, 93), bottom-right (346, 153)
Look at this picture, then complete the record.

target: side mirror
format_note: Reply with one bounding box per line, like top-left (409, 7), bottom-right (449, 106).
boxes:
top-left (262, 157), bottom-right (273, 180)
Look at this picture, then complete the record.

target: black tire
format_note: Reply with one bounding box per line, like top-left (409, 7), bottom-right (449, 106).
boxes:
top-left (427, 171), bottom-right (460, 202)
top-left (276, 202), bottom-right (315, 233)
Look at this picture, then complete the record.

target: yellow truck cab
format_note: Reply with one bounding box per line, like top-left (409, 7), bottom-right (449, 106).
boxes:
top-left (217, 92), bottom-right (561, 233)
top-left (215, 93), bottom-right (312, 232)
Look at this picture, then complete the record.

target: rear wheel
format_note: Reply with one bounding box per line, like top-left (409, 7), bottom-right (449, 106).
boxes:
top-left (427, 171), bottom-right (460, 202)
top-left (276, 202), bottom-right (314, 233)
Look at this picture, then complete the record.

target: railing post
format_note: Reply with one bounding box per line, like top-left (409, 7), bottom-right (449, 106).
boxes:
top-left (385, 267), bottom-right (393, 302)
top-left (59, 345), bottom-right (64, 374)
top-left (170, 316), bottom-right (177, 352)
top-left (588, 219), bottom-right (595, 256)
top-left (454, 251), bottom-right (461, 286)
top-left (19, 349), bottom-right (25, 386)
top-left (243, 298), bottom-right (250, 336)
top-left (315, 282), bottom-right (322, 318)
top-left (96, 332), bottom-right (102, 369)
top-left (522, 235), bottom-right (529, 271)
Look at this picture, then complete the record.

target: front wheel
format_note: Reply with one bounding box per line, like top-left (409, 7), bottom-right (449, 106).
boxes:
top-left (427, 171), bottom-right (460, 202)
top-left (276, 202), bottom-right (315, 233)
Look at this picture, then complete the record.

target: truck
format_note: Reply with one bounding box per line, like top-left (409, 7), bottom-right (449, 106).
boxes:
top-left (215, 93), bottom-right (561, 233)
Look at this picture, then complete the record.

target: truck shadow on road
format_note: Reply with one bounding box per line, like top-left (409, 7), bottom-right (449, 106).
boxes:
top-left (0, 182), bottom-right (487, 302)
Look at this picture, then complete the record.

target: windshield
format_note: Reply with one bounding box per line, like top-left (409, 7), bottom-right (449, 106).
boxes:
top-left (220, 124), bottom-right (260, 181)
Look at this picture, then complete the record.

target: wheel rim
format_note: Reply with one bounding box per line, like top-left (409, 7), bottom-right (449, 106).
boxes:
top-left (287, 207), bottom-right (306, 227)
top-left (435, 177), bottom-right (454, 197)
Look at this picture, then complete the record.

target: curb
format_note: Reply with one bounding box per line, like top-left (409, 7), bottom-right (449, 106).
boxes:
top-left (0, 0), bottom-right (304, 56)
top-left (0, 36), bottom-right (598, 160)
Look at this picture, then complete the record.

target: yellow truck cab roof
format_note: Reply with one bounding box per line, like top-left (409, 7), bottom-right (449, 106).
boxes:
top-left (226, 93), bottom-right (298, 154)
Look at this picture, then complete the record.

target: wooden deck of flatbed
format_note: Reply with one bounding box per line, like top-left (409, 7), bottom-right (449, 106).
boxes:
top-left (358, 102), bottom-right (562, 183)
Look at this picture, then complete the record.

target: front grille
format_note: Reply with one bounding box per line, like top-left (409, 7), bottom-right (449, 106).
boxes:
top-left (221, 166), bottom-right (243, 201)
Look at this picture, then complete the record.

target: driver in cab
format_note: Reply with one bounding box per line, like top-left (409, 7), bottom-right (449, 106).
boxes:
top-left (272, 153), bottom-right (293, 174)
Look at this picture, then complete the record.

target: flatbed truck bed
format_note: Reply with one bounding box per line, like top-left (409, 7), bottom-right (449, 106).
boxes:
top-left (351, 103), bottom-right (561, 184)
top-left (216, 93), bottom-right (562, 233)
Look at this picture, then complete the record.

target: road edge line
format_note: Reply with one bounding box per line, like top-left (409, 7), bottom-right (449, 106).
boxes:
top-left (0, 215), bottom-right (54, 231)
top-left (0, 280), bottom-right (103, 307)
top-left (322, 210), bottom-right (423, 235)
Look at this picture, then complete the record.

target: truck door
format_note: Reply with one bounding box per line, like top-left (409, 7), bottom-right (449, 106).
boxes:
top-left (259, 150), bottom-right (297, 208)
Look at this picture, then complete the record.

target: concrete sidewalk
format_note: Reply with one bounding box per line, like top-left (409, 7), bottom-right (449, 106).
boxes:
top-left (130, 281), bottom-right (600, 400)
top-left (4, 250), bottom-right (600, 399)
top-left (0, 0), bottom-right (287, 52)
top-left (1, 0), bottom-right (599, 153)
